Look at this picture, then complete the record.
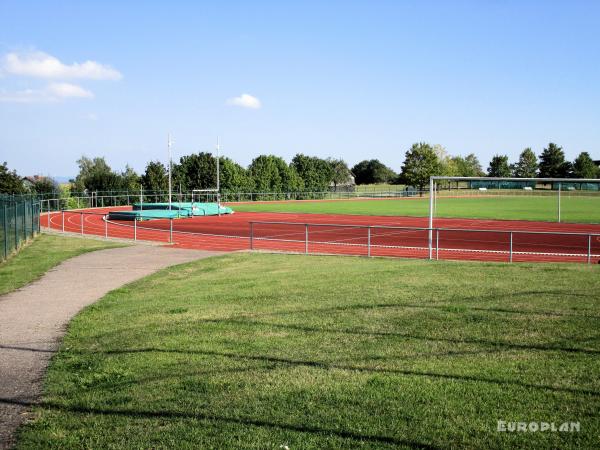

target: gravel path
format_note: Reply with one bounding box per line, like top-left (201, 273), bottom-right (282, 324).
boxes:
top-left (0, 245), bottom-right (221, 449)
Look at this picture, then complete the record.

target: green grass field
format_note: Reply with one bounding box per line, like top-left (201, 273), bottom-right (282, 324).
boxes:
top-left (16, 253), bottom-right (600, 449)
top-left (0, 234), bottom-right (124, 296)
top-left (232, 195), bottom-right (600, 223)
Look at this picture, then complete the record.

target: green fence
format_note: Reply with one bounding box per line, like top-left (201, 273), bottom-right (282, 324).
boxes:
top-left (1, 197), bottom-right (41, 262)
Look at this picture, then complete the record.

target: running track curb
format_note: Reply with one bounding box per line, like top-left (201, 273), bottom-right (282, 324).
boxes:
top-left (0, 245), bottom-right (222, 449)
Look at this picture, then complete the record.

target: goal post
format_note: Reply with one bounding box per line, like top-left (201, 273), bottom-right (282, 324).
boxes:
top-left (427, 176), bottom-right (600, 259)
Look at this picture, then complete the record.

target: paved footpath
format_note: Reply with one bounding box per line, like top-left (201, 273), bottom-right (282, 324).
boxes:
top-left (0, 245), bottom-right (221, 449)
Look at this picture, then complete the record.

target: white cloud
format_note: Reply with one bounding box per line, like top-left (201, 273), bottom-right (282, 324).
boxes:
top-left (226, 93), bottom-right (261, 109)
top-left (0, 82), bottom-right (94, 103)
top-left (47, 82), bottom-right (93, 98)
top-left (2, 51), bottom-right (122, 80)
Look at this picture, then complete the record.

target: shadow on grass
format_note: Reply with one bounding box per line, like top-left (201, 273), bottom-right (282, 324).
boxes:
top-left (250, 290), bottom-right (600, 320)
top-left (0, 344), bottom-right (54, 353)
top-left (194, 317), bottom-right (600, 356)
top-left (0, 397), bottom-right (439, 449)
top-left (100, 347), bottom-right (600, 397)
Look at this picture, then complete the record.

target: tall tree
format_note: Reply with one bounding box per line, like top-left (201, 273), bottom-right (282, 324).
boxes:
top-left (119, 165), bottom-right (140, 191)
top-left (433, 145), bottom-right (459, 176)
top-left (351, 159), bottom-right (396, 185)
top-left (399, 143), bottom-right (442, 192)
top-left (513, 148), bottom-right (538, 178)
top-left (487, 155), bottom-right (511, 177)
top-left (141, 161), bottom-right (168, 192)
top-left (219, 157), bottom-right (254, 192)
top-left (177, 152), bottom-right (217, 190)
top-left (291, 154), bottom-right (333, 192)
top-left (0, 162), bottom-right (26, 194)
top-left (452, 154), bottom-right (484, 177)
top-left (73, 156), bottom-right (120, 192)
top-left (32, 177), bottom-right (59, 194)
top-left (249, 155), bottom-right (303, 192)
top-left (572, 152), bottom-right (598, 179)
top-left (327, 158), bottom-right (352, 190)
top-left (538, 143), bottom-right (568, 177)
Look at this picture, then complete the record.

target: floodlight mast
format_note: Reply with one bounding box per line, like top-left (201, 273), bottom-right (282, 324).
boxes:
top-left (168, 133), bottom-right (173, 211)
top-left (216, 137), bottom-right (221, 215)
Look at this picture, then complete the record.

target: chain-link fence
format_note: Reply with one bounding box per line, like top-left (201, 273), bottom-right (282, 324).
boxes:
top-left (1, 197), bottom-right (41, 262)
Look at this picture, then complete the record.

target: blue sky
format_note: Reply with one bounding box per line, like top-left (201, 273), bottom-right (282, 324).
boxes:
top-left (1, 0), bottom-right (599, 177)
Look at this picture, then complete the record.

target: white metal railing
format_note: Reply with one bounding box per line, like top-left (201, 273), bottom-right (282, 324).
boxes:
top-left (43, 210), bottom-right (600, 264)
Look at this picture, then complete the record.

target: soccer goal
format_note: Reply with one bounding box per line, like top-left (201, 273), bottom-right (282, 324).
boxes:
top-left (428, 176), bottom-right (600, 225)
top-left (426, 176), bottom-right (600, 259)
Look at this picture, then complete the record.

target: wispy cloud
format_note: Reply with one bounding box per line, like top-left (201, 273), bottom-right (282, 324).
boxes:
top-left (226, 93), bottom-right (261, 109)
top-left (47, 82), bottom-right (94, 98)
top-left (0, 82), bottom-right (94, 103)
top-left (2, 51), bottom-right (122, 80)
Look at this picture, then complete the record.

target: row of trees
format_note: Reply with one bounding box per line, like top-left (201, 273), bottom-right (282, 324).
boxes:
top-left (1, 142), bottom-right (598, 195)
top-left (398, 142), bottom-right (600, 191)
top-left (70, 153), bottom-right (353, 195)
top-left (486, 144), bottom-right (598, 179)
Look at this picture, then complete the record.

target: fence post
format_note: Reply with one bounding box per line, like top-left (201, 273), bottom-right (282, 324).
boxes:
top-left (509, 231), bottom-right (513, 263)
top-left (3, 205), bottom-right (8, 260)
top-left (169, 218), bottom-right (173, 243)
top-left (62, 210), bottom-right (65, 233)
top-left (80, 212), bottom-right (84, 235)
top-left (105, 215), bottom-right (108, 239)
top-left (15, 203), bottom-right (19, 248)
top-left (588, 235), bottom-right (592, 265)
top-left (436, 229), bottom-right (439, 260)
top-left (250, 222), bottom-right (254, 250)
top-left (305, 224), bottom-right (309, 254)
top-left (23, 203), bottom-right (26, 242)
top-left (367, 226), bottom-right (371, 257)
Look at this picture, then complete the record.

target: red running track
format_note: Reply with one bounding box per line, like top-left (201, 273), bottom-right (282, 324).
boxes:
top-left (41, 207), bottom-right (600, 264)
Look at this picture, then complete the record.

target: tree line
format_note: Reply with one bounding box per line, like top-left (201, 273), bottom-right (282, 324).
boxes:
top-left (1, 142), bottom-right (598, 195)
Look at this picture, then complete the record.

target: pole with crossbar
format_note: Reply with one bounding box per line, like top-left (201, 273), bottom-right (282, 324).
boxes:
top-left (558, 182), bottom-right (561, 223)
top-left (509, 231), bottom-right (513, 263)
top-left (428, 177), bottom-right (434, 259)
top-left (367, 226), bottom-right (371, 257)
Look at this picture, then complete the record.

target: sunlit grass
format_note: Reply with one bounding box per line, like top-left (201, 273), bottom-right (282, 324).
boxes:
top-left (16, 253), bottom-right (600, 449)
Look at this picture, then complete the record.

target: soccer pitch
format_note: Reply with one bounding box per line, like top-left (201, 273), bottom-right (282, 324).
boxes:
top-left (16, 253), bottom-right (600, 449)
top-left (232, 195), bottom-right (600, 223)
